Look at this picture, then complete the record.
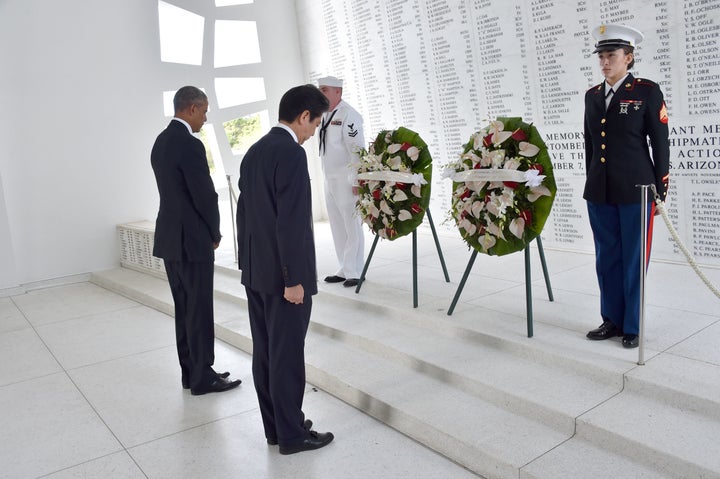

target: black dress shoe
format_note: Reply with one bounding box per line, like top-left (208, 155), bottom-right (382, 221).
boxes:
top-left (586, 320), bottom-right (622, 340)
top-left (183, 371), bottom-right (231, 389)
top-left (343, 278), bottom-right (359, 288)
top-left (267, 419), bottom-right (313, 445)
top-left (279, 430), bottom-right (334, 455)
top-left (622, 334), bottom-right (639, 348)
top-left (324, 275), bottom-right (346, 283)
top-left (190, 377), bottom-right (241, 396)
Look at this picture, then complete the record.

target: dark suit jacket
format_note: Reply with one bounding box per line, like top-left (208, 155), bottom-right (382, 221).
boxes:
top-left (584, 74), bottom-right (670, 204)
top-left (236, 127), bottom-right (317, 296)
top-left (151, 120), bottom-right (221, 262)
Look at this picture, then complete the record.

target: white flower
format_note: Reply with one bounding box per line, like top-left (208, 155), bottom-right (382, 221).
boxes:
top-left (441, 167), bottom-right (455, 179)
top-left (406, 146), bottom-right (420, 162)
top-left (411, 173), bottom-right (427, 185)
top-left (467, 181), bottom-right (485, 192)
top-left (486, 201), bottom-right (500, 217)
top-left (384, 131), bottom-right (393, 144)
top-left (491, 150), bottom-right (506, 168)
top-left (528, 184), bottom-right (552, 202)
top-left (486, 191), bottom-right (509, 217)
top-left (488, 120), bottom-right (512, 145)
top-left (459, 218), bottom-right (477, 236)
top-left (524, 170), bottom-right (546, 187)
top-left (367, 202), bottom-right (380, 219)
top-left (472, 132), bottom-right (484, 150)
top-left (501, 188), bottom-right (515, 206)
top-left (480, 233), bottom-right (497, 251)
top-left (489, 120), bottom-right (504, 134)
top-left (518, 141), bottom-right (540, 157)
top-left (480, 149), bottom-right (505, 168)
top-left (462, 151), bottom-right (481, 168)
top-left (380, 200), bottom-right (393, 215)
top-left (411, 184), bottom-right (422, 198)
top-left (387, 143), bottom-right (402, 154)
top-left (388, 155), bottom-right (402, 170)
top-left (503, 158), bottom-right (521, 171)
top-left (486, 222), bottom-right (506, 240)
top-left (393, 189), bottom-right (408, 202)
top-left (509, 218), bottom-right (525, 239)
top-left (398, 210), bottom-right (412, 221)
top-left (461, 200), bottom-right (474, 215)
top-left (471, 200), bottom-right (484, 218)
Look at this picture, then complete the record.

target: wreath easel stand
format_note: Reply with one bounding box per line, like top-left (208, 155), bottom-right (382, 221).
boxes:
top-left (443, 117), bottom-right (557, 338)
top-left (355, 209), bottom-right (450, 308)
top-left (446, 236), bottom-right (554, 337)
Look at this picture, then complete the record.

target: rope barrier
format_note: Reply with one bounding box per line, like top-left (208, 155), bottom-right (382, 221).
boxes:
top-left (651, 184), bottom-right (720, 300)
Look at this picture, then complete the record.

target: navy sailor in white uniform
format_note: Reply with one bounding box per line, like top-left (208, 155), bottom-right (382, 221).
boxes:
top-left (317, 76), bottom-right (366, 288)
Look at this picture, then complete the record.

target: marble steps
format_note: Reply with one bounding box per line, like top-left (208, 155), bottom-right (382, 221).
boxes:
top-left (522, 352), bottom-right (720, 478)
top-left (216, 310), bottom-right (570, 479)
top-left (91, 266), bottom-right (720, 479)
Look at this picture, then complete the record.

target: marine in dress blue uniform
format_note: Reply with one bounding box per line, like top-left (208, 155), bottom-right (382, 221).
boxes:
top-left (584, 25), bottom-right (670, 348)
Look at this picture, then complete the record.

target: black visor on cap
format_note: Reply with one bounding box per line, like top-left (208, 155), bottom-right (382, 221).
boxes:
top-left (593, 39), bottom-right (634, 54)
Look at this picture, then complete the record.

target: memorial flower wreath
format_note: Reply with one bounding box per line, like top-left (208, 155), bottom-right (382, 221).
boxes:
top-left (444, 117), bottom-right (556, 256)
top-left (355, 127), bottom-right (432, 240)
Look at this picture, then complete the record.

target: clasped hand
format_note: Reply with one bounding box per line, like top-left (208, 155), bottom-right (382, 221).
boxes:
top-left (284, 284), bottom-right (305, 304)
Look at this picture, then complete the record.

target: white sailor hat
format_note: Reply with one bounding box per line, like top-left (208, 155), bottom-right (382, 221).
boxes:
top-left (592, 24), bottom-right (643, 53)
top-left (317, 76), bottom-right (343, 88)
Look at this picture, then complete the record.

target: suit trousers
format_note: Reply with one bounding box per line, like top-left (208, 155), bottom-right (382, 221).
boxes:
top-left (245, 286), bottom-right (312, 446)
top-left (587, 201), bottom-right (655, 335)
top-left (164, 260), bottom-right (216, 389)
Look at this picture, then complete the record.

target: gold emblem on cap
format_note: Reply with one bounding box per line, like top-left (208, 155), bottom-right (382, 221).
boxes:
top-left (625, 83), bottom-right (631, 88)
top-left (599, 25), bottom-right (606, 34)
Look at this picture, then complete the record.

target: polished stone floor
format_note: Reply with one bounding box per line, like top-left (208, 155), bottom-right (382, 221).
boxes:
top-left (2, 220), bottom-right (718, 479)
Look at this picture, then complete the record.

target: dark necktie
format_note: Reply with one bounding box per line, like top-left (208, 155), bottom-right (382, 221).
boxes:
top-left (319, 109), bottom-right (337, 155)
top-left (605, 88), bottom-right (614, 110)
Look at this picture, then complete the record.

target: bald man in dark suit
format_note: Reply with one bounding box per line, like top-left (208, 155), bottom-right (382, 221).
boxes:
top-left (151, 86), bottom-right (241, 395)
top-left (236, 84), bottom-right (334, 455)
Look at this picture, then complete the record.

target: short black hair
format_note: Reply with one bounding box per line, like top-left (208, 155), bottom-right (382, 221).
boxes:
top-left (278, 84), bottom-right (329, 123)
top-left (173, 86), bottom-right (207, 113)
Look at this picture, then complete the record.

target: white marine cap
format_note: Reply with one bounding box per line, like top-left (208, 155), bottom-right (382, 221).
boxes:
top-left (592, 24), bottom-right (644, 53)
top-left (317, 76), bottom-right (343, 88)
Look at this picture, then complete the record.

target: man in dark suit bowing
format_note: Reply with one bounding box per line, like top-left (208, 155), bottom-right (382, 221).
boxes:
top-left (151, 86), bottom-right (241, 395)
top-left (236, 84), bottom-right (333, 454)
